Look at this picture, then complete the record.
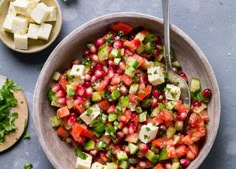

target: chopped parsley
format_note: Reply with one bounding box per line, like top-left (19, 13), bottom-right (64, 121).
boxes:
top-left (154, 70), bottom-right (158, 74)
top-left (132, 76), bottom-right (139, 83)
top-left (144, 134), bottom-right (149, 140)
top-left (75, 147), bottom-right (88, 160)
top-left (86, 108), bottom-right (93, 116)
top-left (146, 127), bottom-right (151, 132)
top-left (76, 68), bottom-right (80, 72)
top-left (24, 131), bottom-right (30, 140)
top-left (24, 163), bottom-right (33, 169)
top-left (158, 103), bottom-right (166, 110)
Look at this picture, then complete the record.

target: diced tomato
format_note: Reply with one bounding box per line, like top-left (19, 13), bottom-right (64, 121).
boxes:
top-left (189, 113), bottom-right (199, 126)
top-left (160, 109), bottom-right (174, 122)
top-left (152, 115), bottom-right (164, 125)
top-left (57, 126), bottom-right (69, 139)
top-left (97, 100), bottom-right (110, 112)
top-left (125, 133), bottom-right (139, 143)
top-left (187, 144), bottom-right (199, 160)
top-left (97, 77), bottom-right (110, 91)
top-left (140, 58), bottom-right (151, 69)
top-left (124, 110), bottom-right (132, 122)
top-left (166, 146), bottom-right (177, 158)
top-left (175, 145), bottom-right (188, 157)
top-left (59, 74), bottom-right (68, 90)
top-left (124, 39), bottom-right (141, 51)
top-left (154, 164), bottom-right (165, 169)
top-left (137, 85), bottom-right (152, 101)
top-left (110, 74), bottom-right (121, 85)
top-left (121, 74), bottom-right (133, 85)
top-left (128, 94), bottom-right (139, 105)
top-left (132, 54), bottom-right (145, 66)
top-left (182, 134), bottom-right (194, 145)
top-left (111, 22), bottom-right (133, 35)
top-left (71, 123), bottom-right (94, 141)
top-left (152, 137), bottom-right (168, 148)
top-left (57, 106), bottom-right (70, 118)
top-left (73, 104), bottom-right (85, 114)
top-left (199, 110), bottom-right (209, 122)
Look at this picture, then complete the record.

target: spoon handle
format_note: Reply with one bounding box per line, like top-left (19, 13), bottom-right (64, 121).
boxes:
top-left (162, 0), bottom-right (172, 71)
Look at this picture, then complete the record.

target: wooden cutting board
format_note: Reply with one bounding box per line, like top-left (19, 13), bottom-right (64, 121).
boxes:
top-left (0, 75), bottom-right (28, 152)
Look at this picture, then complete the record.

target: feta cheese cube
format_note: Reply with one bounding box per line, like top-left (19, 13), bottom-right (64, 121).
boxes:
top-left (76, 152), bottom-right (92, 169)
top-left (12, 16), bottom-right (28, 34)
top-left (91, 162), bottom-right (105, 169)
top-left (26, 0), bottom-right (39, 16)
top-left (14, 34), bottom-right (28, 50)
top-left (30, 3), bottom-right (49, 24)
top-left (45, 6), bottom-right (57, 22)
top-left (8, 2), bottom-right (17, 17)
top-left (3, 15), bottom-right (14, 32)
top-left (12, 0), bottom-right (30, 16)
top-left (28, 23), bottom-right (40, 39)
top-left (80, 104), bottom-right (101, 125)
top-left (70, 65), bottom-right (86, 77)
top-left (38, 23), bottom-right (52, 40)
top-left (139, 123), bottom-right (159, 144)
top-left (164, 84), bottom-right (181, 101)
top-left (147, 66), bottom-right (165, 86)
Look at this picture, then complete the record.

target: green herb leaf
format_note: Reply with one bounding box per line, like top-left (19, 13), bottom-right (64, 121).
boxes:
top-left (24, 131), bottom-right (30, 140)
top-left (75, 147), bottom-right (88, 160)
top-left (24, 163), bottom-right (33, 169)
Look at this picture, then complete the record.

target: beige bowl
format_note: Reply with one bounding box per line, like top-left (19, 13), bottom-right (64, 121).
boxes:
top-left (0, 0), bottom-right (62, 53)
top-left (33, 12), bottom-right (220, 169)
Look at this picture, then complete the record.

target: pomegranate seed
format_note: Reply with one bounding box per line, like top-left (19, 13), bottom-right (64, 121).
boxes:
top-left (180, 158), bottom-right (190, 167)
top-left (159, 124), bottom-right (166, 131)
top-left (108, 59), bottom-right (115, 67)
top-left (68, 113), bottom-right (76, 125)
top-left (95, 69), bottom-right (105, 79)
top-left (99, 153), bottom-right (108, 162)
top-left (74, 96), bottom-right (85, 105)
top-left (114, 146), bottom-right (121, 154)
top-left (58, 97), bottom-right (66, 105)
top-left (165, 162), bottom-right (172, 169)
top-left (113, 40), bottom-right (123, 49)
top-left (84, 74), bottom-right (91, 81)
top-left (178, 72), bottom-right (188, 82)
top-left (118, 122), bottom-right (124, 129)
top-left (107, 68), bottom-right (115, 79)
top-left (202, 88), bottom-right (212, 98)
top-left (87, 44), bottom-right (97, 53)
top-left (118, 61), bottom-right (126, 71)
top-left (91, 76), bottom-right (97, 83)
top-left (129, 166), bottom-right (135, 169)
top-left (122, 126), bottom-right (129, 135)
top-left (139, 143), bottom-right (149, 153)
top-left (172, 67), bottom-right (179, 73)
top-left (90, 149), bottom-right (98, 156)
top-left (52, 84), bottom-right (61, 92)
top-left (124, 145), bottom-right (130, 155)
top-left (125, 49), bottom-right (133, 56)
top-left (94, 63), bottom-right (103, 70)
top-left (178, 112), bottom-right (187, 121)
top-left (95, 37), bottom-right (105, 47)
top-left (192, 100), bottom-right (202, 107)
top-left (85, 87), bottom-right (93, 98)
top-left (84, 81), bottom-right (91, 88)
top-left (152, 98), bottom-right (158, 107)
top-left (154, 36), bottom-right (161, 44)
top-left (90, 54), bottom-right (99, 62)
top-left (131, 113), bottom-right (138, 119)
top-left (107, 105), bottom-right (116, 113)
top-left (153, 48), bottom-right (160, 56)
top-left (83, 49), bottom-right (90, 56)
top-left (118, 115), bottom-right (127, 122)
top-left (56, 90), bottom-right (66, 98)
top-left (117, 131), bottom-right (125, 139)
top-left (138, 161), bottom-right (147, 168)
top-left (103, 65), bottom-right (108, 73)
top-left (120, 85), bottom-right (128, 95)
top-left (128, 123), bottom-right (136, 134)
top-left (76, 85), bottom-right (86, 96)
top-left (152, 89), bottom-right (160, 98)
top-left (158, 94), bottom-right (165, 103)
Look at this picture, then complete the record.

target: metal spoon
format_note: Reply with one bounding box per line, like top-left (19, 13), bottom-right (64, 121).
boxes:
top-left (162, 0), bottom-right (191, 110)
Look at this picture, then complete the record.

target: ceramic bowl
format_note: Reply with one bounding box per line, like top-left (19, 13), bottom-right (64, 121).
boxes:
top-left (0, 0), bottom-right (62, 53)
top-left (33, 12), bottom-right (220, 169)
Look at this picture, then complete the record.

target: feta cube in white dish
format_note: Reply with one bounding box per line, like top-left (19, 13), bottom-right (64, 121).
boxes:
top-left (12, 16), bottom-right (28, 34)
top-left (30, 3), bottom-right (49, 24)
top-left (70, 65), bottom-right (86, 77)
top-left (12, 0), bottom-right (30, 16)
top-left (14, 34), bottom-right (28, 50)
top-left (38, 23), bottom-right (52, 40)
top-left (139, 123), bottom-right (159, 144)
top-left (3, 15), bottom-right (15, 32)
top-left (26, 0), bottom-right (39, 16)
top-left (164, 84), bottom-right (181, 101)
top-left (91, 162), bottom-right (105, 169)
top-left (147, 66), bottom-right (165, 86)
top-left (8, 2), bottom-right (17, 17)
top-left (28, 23), bottom-right (40, 39)
top-left (80, 104), bottom-right (101, 125)
top-left (75, 152), bottom-right (92, 169)
top-left (45, 6), bottom-right (57, 22)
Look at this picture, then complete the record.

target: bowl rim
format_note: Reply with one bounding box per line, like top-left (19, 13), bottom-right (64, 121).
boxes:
top-left (0, 0), bottom-right (62, 54)
top-left (33, 12), bottom-right (221, 169)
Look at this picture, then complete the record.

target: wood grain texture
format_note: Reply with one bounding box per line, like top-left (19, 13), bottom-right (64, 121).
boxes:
top-left (33, 12), bottom-right (220, 169)
top-left (0, 0), bottom-right (62, 53)
top-left (0, 75), bottom-right (28, 152)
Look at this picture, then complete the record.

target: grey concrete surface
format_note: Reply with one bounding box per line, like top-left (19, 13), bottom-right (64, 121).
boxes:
top-left (0, 0), bottom-right (235, 168)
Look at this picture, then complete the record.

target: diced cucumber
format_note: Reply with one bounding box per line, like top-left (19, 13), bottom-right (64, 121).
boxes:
top-left (111, 90), bottom-right (121, 100)
top-left (92, 92), bottom-right (102, 102)
top-left (151, 107), bottom-right (161, 117)
top-left (141, 98), bottom-right (152, 108)
top-left (159, 148), bottom-right (168, 161)
top-left (172, 61), bottom-right (181, 68)
top-left (134, 32), bottom-right (146, 42)
top-left (145, 149), bottom-right (159, 164)
top-left (128, 143), bottom-right (139, 155)
top-left (52, 72), bottom-right (61, 81)
top-left (144, 34), bottom-right (155, 42)
top-left (135, 106), bottom-right (142, 114)
top-left (171, 162), bottom-right (180, 169)
top-left (51, 100), bottom-right (60, 107)
top-left (119, 161), bottom-right (129, 169)
top-left (96, 141), bottom-right (107, 150)
top-left (175, 121), bottom-right (183, 131)
top-left (114, 58), bottom-right (121, 65)
top-left (125, 64), bottom-right (136, 77)
top-left (117, 151), bottom-right (128, 161)
top-left (66, 85), bottom-right (75, 97)
top-left (166, 126), bottom-right (176, 139)
top-left (98, 43), bottom-right (109, 61)
top-left (129, 83), bottom-right (139, 94)
top-left (108, 113), bottom-right (118, 122)
top-left (138, 111), bottom-right (147, 122)
top-left (153, 61), bottom-right (165, 68)
top-left (128, 103), bottom-right (136, 111)
top-left (128, 158), bottom-right (138, 165)
top-left (127, 57), bottom-right (140, 69)
top-left (190, 78), bottom-right (201, 93)
top-left (166, 101), bottom-right (177, 110)
top-left (84, 139), bottom-right (95, 151)
top-left (110, 48), bottom-right (121, 58)
top-left (66, 99), bottom-right (74, 109)
top-left (193, 102), bottom-right (207, 113)
top-left (119, 96), bottom-right (129, 108)
top-left (101, 113), bottom-right (108, 123)
top-left (106, 162), bottom-right (117, 169)
top-left (155, 50), bottom-right (164, 61)
top-left (136, 43), bottom-right (145, 54)
top-left (49, 116), bottom-right (62, 128)
top-left (144, 41), bottom-right (155, 54)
